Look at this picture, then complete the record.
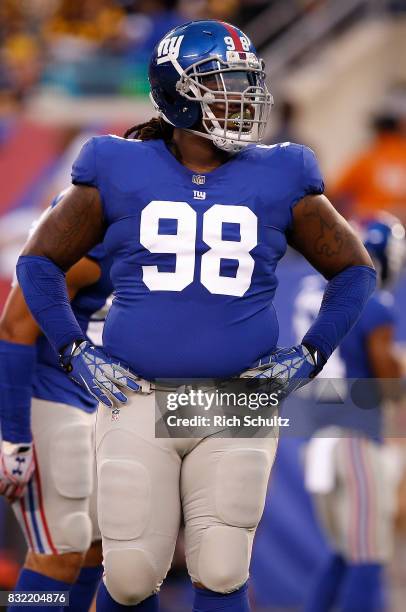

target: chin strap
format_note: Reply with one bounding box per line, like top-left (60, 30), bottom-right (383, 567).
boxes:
top-left (182, 126), bottom-right (248, 153)
top-left (156, 100), bottom-right (255, 154)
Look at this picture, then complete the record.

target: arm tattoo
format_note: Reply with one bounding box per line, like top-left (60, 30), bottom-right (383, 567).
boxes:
top-left (22, 186), bottom-right (105, 271)
top-left (302, 198), bottom-right (345, 258)
top-left (288, 194), bottom-right (373, 278)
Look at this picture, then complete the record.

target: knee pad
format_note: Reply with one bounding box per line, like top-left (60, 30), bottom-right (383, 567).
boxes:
top-left (104, 548), bottom-right (159, 605)
top-left (197, 526), bottom-right (249, 594)
top-left (50, 422), bottom-right (94, 499)
top-left (216, 449), bottom-right (270, 528)
top-left (98, 459), bottom-right (150, 540)
top-left (59, 511), bottom-right (93, 553)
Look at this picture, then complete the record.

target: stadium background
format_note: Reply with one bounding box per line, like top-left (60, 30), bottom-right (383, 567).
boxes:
top-left (0, 0), bottom-right (405, 610)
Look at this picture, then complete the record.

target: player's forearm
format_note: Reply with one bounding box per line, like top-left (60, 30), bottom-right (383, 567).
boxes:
top-left (0, 340), bottom-right (35, 443)
top-left (302, 265), bottom-right (377, 363)
top-left (15, 186), bottom-right (104, 353)
top-left (1, 254), bottom-right (102, 348)
top-left (367, 326), bottom-right (403, 398)
top-left (16, 255), bottom-right (85, 353)
top-left (371, 352), bottom-right (403, 401)
top-left (0, 319), bottom-right (39, 345)
top-left (372, 352), bottom-right (402, 380)
top-left (0, 287), bottom-right (43, 345)
top-left (0, 290), bottom-right (73, 445)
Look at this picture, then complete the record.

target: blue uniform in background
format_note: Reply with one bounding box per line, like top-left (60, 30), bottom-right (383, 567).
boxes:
top-left (290, 276), bottom-right (395, 440)
top-left (5, 204), bottom-right (114, 579)
top-left (72, 136), bottom-right (324, 379)
top-left (340, 291), bottom-right (396, 378)
top-left (338, 290), bottom-right (395, 440)
top-left (251, 278), bottom-right (397, 610)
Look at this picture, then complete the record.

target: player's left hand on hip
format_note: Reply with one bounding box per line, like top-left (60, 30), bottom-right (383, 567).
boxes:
top-left (241, 344), bottom-right (324, 398)
top-left (60, 339), bottom-right (141, 407)
top-left (0, 441), bottom-right (35, 502)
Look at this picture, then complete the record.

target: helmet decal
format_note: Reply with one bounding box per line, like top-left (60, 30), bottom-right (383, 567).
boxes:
top-left (219, 21), bottom-right (250, 53)
top-left (156, 35), bottom-right (184, 66)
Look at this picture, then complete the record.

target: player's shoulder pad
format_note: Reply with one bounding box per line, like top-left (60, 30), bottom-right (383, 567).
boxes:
top-left (246, 142), bottom-right (324, 197)
top-left (71, 134), bottom-right (151, 187)
top-left (92, 133), bottom-right (151, 154)
top-left (248, 141), bottom-right (308, 161)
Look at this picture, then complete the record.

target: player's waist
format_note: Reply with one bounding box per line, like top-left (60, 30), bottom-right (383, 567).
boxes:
top-left (104, 331), bottom-right (278, 379)
top-left (103, 301), bottom-right (279, 378)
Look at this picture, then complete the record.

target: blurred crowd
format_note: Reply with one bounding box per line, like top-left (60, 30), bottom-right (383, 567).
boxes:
top-left (0, 0), bottom-right (268, 105)
top-left (1, 0), bottom-right (368, 107)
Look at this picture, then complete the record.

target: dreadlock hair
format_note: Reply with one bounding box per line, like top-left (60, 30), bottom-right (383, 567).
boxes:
top-left (123, 117), bottom-right (174, 141)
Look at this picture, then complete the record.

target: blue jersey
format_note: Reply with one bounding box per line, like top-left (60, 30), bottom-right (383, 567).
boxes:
top-left (72, 136), bottom-right (324, 379)
top-left (340, 291), bottom-right (396, 377)
top-left (293, 276), bottom-right (396, 439)
top-left (32, 242), bottom-right (114, 412)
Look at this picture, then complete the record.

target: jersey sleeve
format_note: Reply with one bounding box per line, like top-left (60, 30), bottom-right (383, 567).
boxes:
top-left (360, 293), bottom-right (396, 336)
top-left (302, 146), bottom-right (324, 196)
top-left (285, 144), bottom-right (325, 229)
top-left (86, 243), bottom-right (106, 264)
top-left (71, 137), bottom-right (97, 187)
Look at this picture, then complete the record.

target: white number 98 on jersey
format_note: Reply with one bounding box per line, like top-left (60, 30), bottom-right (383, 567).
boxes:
top-left (140, 200), bottom-right (258, 297)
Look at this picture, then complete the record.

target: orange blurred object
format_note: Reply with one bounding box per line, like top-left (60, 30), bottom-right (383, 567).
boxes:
top-left (332, 132), bottom-right (406, 219)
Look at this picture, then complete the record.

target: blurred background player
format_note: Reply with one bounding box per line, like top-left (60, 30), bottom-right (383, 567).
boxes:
top-left (0, 190), bottom-right (115, 611)
top-left (293, 213), bottom-right (406, 611)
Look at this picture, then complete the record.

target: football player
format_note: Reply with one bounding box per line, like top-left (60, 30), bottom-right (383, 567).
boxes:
top-left (0, 192), bottom-right (114, 611)
top-left (16, 20), bottom-right (376, 612)
top-left (296, 214), bottom-right (405, 612)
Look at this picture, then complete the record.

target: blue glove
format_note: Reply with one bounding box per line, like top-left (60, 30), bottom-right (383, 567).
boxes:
top-left (241, 344), bottom-right (324, 399)
top-left (60, 340), bottom-right (141, 407)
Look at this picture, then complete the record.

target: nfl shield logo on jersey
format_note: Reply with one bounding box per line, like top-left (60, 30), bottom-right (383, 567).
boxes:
top-left (192, 175), bottom-right (206, 186)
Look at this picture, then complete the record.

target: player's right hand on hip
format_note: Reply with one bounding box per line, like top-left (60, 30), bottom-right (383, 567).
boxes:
top-left (0, 441), bottom-right (35, 502)
top-left (59, 339), bottom-right (140, 407)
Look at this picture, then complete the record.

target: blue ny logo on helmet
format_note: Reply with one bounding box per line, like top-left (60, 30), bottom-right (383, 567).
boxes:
top-left (148, 20), bottom-right (273, 153)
